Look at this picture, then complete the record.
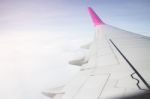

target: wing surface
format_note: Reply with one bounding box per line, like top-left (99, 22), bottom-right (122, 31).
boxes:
top-left (43, 7), bottom-right (150, 99)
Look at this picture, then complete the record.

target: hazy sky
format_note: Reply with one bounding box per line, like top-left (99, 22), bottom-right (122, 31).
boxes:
top-left (0, 0), bottom-right (150, 99)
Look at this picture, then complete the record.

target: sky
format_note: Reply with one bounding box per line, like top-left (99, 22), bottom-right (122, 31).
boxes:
top-left (0, 0), bottom-right (150, 99)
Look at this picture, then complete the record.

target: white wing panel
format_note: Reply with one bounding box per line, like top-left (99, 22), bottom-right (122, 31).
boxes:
top-left (69, 74), bottom-right (110, 99)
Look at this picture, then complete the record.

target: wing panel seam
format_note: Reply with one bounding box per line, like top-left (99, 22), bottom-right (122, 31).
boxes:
top-left (109, 39), bottom-right (150, 90)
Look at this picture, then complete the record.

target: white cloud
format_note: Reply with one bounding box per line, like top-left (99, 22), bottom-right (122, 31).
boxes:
top-left (0, 30), bottom-right (89, 99)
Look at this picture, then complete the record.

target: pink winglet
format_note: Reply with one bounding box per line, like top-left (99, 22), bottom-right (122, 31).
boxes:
top-left (88, 7), bottom-right (104, 26)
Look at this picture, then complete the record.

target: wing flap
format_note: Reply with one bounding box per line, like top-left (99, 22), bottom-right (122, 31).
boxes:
top-left (61, 73), bottom-right (110, 99)
top-left (72, 74), bottom-right (110, 99)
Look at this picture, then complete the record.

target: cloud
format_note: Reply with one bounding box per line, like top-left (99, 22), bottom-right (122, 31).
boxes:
top-left (0, 28), bottom-right (89, 99)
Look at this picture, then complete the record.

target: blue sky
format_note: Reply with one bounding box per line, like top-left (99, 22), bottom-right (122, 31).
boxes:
top-left (0, 0), bottom-right (150, 99)
top-left (1, 0), bottom-right (150, 35)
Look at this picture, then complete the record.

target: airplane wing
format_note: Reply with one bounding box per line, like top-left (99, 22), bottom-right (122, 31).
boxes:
top-left (43, 7), bottom-right (150, 99)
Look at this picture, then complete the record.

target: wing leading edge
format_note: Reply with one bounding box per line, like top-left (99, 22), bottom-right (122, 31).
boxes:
top-left (43, 7), bottom-right (150, 99)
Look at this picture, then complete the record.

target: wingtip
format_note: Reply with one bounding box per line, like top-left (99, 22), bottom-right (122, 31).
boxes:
top-left (88, 7), bottom-right (104, 26)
